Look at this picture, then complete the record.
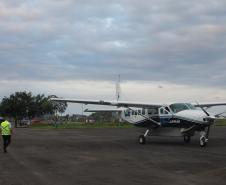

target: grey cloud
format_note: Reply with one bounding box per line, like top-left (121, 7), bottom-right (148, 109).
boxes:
top-left (0, 0), bottom-right (226, 87)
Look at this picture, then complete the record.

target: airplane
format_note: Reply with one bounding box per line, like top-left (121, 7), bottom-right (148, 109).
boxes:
top-left (50, 79), bottom-right (226, 147)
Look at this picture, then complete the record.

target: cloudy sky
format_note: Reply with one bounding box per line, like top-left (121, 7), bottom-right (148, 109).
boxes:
top-left (0, 0), bottom-right (226, 114)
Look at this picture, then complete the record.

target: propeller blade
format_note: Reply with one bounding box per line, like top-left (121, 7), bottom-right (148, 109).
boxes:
top-left (206, 126), bottom-right (211, 139)
top-left (196, 102), bottom-right (210, 116)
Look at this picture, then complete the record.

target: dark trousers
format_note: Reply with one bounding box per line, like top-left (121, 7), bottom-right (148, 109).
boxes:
top-left (2, 135), bottom-right (11, 152)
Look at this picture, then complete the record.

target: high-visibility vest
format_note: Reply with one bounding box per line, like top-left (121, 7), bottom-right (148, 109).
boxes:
top-left (1, 121), bottom-right (11, 135)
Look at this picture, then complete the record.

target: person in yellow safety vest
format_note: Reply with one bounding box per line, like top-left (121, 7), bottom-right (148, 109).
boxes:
top-left (0, 118), bottom-right (12, 153)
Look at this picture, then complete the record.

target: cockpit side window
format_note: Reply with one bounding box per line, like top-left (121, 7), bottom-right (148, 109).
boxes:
top-left (159, 107), bottom-right (170, 115)
top-left (165, 107), bottom-right (170, 113)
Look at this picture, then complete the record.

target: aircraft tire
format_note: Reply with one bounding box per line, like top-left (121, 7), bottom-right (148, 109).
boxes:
top-left (183, 135), bottom-right (191, 143)
top-left (139, 135), bottom-right (146, 144)
top-left (200, 136), bottom-right (207, 147)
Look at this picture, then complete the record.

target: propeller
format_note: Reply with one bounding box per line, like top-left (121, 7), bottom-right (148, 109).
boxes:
top-left (196, 102), bottom-right (215, 140)
top-left (196, 101), bottom-right (210, 116)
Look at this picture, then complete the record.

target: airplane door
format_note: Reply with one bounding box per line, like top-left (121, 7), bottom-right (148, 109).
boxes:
top-left (159, 107), bottom-right (173, 126)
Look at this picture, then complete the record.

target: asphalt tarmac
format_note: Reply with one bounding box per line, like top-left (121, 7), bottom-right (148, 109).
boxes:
top-left (0, 127), bottom-right (226, 185)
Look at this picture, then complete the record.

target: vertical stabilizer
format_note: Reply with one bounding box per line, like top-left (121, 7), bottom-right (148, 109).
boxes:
top-left (116, 75), bottom-right (121, 101)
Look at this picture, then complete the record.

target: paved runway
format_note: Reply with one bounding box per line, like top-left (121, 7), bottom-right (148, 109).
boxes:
top-left (0, 127), bottom-right (226, 185)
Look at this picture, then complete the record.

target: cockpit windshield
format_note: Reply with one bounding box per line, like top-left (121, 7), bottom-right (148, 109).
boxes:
top-left (169, 103), bottom-right (196, 113)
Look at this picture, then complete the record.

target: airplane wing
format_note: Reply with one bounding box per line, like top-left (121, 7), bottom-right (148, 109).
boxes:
top-left (194, 102), bottom-right (226, 108)
top-left (50, 98), bottom-right (162, 109)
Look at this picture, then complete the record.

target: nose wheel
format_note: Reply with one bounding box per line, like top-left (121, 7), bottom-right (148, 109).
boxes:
top-left (200, 136), bottom-right (208, 147)
top-left (200, 131), bottom-right (208, 147)
top-left (138, 129), bottom-right (150, 144)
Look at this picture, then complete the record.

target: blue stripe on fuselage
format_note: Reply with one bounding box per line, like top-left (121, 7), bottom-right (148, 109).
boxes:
top-left (134, 116), bottom-right (202, 128)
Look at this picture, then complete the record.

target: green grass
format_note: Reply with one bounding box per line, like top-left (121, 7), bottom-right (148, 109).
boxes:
top-left (215, 119), bottom-right (226, 126)
top-left (29, 119), bottom-right (226, 129)
top-left (30, 122), bottom-right (133, 129)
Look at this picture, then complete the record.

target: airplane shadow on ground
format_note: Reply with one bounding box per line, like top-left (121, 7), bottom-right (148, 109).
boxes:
top-left (142, 137), bottom-right (226, 148)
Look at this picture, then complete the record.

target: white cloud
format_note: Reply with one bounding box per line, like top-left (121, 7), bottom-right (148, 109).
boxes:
top-left (0, 0), bottom-right (226, 113)
top-left (0, 79), bottom-right (226, 114)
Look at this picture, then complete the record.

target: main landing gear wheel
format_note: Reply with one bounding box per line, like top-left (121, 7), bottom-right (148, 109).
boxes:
top-left (200, 136), bottom-right (207, 147)
top-left (138, 135), bottom-right (146, 144)
top-left (184, 135), bottom-right (191, 143)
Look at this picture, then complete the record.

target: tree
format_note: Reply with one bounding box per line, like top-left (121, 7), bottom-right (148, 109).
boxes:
top-left (0, 92), bottom-right (67, 127)
top-left (48, 95), bottom-right (67, 115)
top-left (0, 92), bottom-right (34, 127)
top-left (31, 94), bottom-right (54, 117)
top-left (90, 112), bottom-right (115, 122)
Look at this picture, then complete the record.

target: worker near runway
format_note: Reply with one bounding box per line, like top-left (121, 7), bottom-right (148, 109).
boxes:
top-left (0, 118), bottom-right (12, 153)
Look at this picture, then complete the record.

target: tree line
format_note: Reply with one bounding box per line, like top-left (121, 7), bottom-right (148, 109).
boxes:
top-left (0, 91), bottom-right (67, 127)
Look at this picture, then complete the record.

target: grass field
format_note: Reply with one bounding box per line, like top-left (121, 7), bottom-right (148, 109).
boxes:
top-left (30, 122), bottom-right (133, 129)
top-left (215, 119), bottom-right (226, 126)
top-left (29, 119), bottom-right (226, 129)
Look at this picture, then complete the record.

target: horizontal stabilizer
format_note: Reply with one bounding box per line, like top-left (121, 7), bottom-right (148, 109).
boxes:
top-left (84, 108), bottom-right (124, 112)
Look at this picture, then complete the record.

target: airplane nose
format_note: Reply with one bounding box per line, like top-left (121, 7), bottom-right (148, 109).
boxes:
top-left (203, 116), bottom-right (215, 124)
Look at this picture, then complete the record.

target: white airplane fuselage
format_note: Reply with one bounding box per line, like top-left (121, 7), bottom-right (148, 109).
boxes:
top-left (120, 103), bottom-right (215, 138)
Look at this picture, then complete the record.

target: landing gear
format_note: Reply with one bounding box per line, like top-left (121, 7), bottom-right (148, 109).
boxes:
top-left (183, 135), bottom-right (191, 143)
top-left (200, 136), bottom-right (207, 147)
top-left (138, 129), bottom-right (150, 145)
top-left (199, 131), bottom-right (208, 147)
top-left (138, 135), bottom-right (146, 144)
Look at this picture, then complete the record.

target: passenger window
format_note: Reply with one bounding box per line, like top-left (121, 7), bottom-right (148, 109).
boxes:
top-left (128, 110), bottom-right (131, 116)
top-left (160, 108), bottom-right (164, 114)
top-left (148, 109), bottom-right (152, 114)
top-left (148, 108), bottom-right (157, 115)
top-left (142, 109), bottom-right (145, 115)
top-left (124, 110), bottom-right (130, 117)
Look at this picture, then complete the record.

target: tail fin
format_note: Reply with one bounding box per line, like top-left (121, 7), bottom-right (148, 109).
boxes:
top-left (116, 75), bottom-right (121, 101)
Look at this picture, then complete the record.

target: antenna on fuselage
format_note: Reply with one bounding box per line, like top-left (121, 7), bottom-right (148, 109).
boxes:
top-left (116, 74), bottom-right (121, 101)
